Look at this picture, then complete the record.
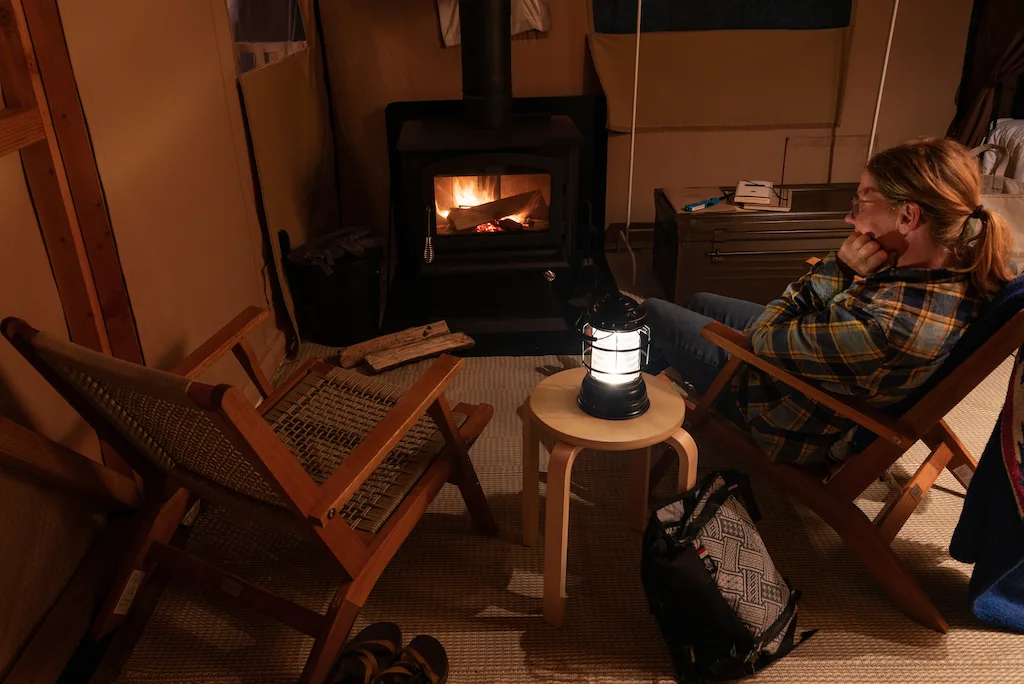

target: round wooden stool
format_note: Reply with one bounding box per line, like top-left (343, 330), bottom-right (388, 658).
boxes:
top-left (521, 367), bottom-right (698, 627)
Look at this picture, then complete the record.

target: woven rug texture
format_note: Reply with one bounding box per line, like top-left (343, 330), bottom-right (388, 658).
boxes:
top-left (112, 348), bottom-right (1024, 684)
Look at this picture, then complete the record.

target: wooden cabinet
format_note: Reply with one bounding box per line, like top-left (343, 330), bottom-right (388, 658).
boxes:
top-left (653, 184), bottom-right (855, 305)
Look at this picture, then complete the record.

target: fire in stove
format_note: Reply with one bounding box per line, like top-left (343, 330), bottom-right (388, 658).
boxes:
top-left (434, 173), bottom-right (551, 235)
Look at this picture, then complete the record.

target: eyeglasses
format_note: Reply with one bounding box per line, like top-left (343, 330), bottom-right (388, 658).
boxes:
top-left (850, 197), bottom-right (901, 219)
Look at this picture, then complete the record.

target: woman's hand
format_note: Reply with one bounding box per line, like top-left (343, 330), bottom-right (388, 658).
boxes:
top-left (837, 233), bottom-right (890, 276)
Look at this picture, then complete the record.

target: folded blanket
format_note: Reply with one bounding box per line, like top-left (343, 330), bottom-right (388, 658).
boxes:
top-left (1002, 350), bottom-right (1024, 516)
top-left (949, 350), bottom-right (1024, 633)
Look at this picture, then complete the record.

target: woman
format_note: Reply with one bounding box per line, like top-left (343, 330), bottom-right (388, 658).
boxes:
top-left (645, 137), bottom-right (1015, 467)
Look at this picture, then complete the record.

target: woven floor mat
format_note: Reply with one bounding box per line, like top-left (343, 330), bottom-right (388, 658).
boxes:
top-left (115, 354), bottom-right (1024, 684)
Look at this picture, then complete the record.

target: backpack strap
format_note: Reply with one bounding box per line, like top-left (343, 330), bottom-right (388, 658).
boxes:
top-left (746, 588), bottom-right (817, 668)
top-left (675, 471), bottom-right (760, 542)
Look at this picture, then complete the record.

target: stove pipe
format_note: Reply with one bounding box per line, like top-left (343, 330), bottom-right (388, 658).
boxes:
top-left (458, 0), bottom-right (513, 129)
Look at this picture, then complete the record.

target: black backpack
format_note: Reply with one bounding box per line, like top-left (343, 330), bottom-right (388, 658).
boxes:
top-left (640, 470), bottom-right (814, 682)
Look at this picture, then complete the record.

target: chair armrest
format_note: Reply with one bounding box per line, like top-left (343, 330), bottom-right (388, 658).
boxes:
top-left (0, 417), bottom-right (141, 509)
top-left (172, 306), bottom-right (274, 397)
top-left (700, 321), bottom-right (912, 447)
top-left (308, 354), bottom-right (465, 526)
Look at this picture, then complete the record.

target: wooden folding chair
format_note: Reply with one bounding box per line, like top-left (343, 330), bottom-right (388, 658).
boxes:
top-left (2, 307), bottom-right (498, 684)
top-left (670, 275), bottom-right (1024, 633)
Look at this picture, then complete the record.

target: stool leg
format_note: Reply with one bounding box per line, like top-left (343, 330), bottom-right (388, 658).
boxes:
top-left (522, 400), bottom-right (540, 547)
top-left (626, 447), bottom-right (653, 532)
top-left (544, 441), bottom-right (584, 627)
top-left (666, 428), bottom-right (698, 493)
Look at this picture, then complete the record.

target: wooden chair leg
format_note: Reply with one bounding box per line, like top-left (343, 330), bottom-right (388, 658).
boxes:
top-left (91, 486), bottom-right (192, 639)
top-left (648, 428), bottom-right (699, 496)
top-left (875, 442), bottom-right (953, 543)
top-left (926, 420), bottom-right (978, 490)
top-left (543, 441), bottom-right (584, 628)
top-left (447, 402), bottom-right (499, 536)
top-left (300, 595), bottom-right (360, 684)
top-left (522, 399), bottom-right (540, 546)
top-left (626, 447), bottom-right (653, 532)
top-left (666, 428), bottom-right (698, 494)
top-left (701, 420), bottom-right (949, 633)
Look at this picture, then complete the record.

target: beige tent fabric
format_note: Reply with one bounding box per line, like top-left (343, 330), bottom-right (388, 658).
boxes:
top-left (587, 8), bottom-right (846, 133)
top-left (238, 47), bottom-right (340, 353)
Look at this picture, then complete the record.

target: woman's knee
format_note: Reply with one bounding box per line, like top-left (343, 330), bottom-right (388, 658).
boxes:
top-left (686, 292), bottom-right (765, 331)
top-left (687, 292), bottom-right (731, 316)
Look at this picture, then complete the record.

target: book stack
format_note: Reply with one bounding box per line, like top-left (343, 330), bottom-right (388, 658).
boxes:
top-left (733, 181), bottom-right (792, 212)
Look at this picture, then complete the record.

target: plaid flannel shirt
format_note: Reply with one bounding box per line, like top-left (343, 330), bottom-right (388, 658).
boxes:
top-left (732, 251), bottom-right (983, 465)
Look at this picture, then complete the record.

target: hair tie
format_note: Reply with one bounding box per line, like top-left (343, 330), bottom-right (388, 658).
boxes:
top-left (970, 205), bottom-right (985, 219)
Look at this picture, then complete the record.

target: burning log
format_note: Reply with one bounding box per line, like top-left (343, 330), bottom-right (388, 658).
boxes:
top-left (446, 190), bottom-right (548, 232)
top-left (496, 218), bottom-right (524, 233)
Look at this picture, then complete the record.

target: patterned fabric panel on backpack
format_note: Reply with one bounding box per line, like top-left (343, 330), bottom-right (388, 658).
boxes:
top-left (658, 475), bottom-right (796, 655)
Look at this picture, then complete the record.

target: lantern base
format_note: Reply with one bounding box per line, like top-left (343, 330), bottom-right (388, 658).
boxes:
top-left (577, 374), bottom-right (650, 420)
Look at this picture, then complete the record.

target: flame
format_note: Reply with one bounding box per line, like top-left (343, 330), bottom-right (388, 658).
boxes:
top-left (436, 176), bottom-right (497, 221)
top-left (453, 176), bottom-right (497, 207)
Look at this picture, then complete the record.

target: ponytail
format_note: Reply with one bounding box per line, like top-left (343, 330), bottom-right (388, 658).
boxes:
top-left (962, 206), bottom-right (1015, 296)
top-left (866, 138), bottom-right (1015, 297)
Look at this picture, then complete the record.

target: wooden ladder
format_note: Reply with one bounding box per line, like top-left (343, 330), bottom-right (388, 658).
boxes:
top-left (0, 0), bottom-right (142, 363)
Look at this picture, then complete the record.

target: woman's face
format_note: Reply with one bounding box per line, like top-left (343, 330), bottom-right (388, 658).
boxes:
top-left (845, 171), bottom-right (905, 254)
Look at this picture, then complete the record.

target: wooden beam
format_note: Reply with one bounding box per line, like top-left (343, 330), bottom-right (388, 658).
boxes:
top-left (19, 0), bottom-right (144, 364)
top-left (0, 417), bottom-right (141, 508)
top-left (0, 104), bottom-right (43, 156)
top-left (0, 0), bottom-right (109, 354)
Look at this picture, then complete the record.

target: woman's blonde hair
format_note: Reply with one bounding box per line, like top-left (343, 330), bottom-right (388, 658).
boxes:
top-left (866, 137), bottom-right (1014, 295)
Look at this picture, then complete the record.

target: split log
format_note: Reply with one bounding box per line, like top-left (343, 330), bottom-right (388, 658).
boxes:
top-left (496, 218), bottom-right (524, 233)
top-left (339, 321), bottom-right (449, 368)
top-left (447, 190), bottom-right (548, 231)
top-left (365, 332), bottom-right (475, 373)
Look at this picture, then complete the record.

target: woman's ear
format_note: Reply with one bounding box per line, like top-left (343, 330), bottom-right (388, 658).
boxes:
top-left (898, 202), bottom-right (923, 234)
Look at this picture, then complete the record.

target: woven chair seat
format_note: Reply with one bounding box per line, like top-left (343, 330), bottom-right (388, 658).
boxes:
top-left (264, 366), bottom-right (467, 534)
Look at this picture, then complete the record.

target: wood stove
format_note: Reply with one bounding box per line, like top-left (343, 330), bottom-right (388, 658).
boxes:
top-left (386, 0), bottom-right (586, 336)
top-left (396, 116), bottom-right (581, 273)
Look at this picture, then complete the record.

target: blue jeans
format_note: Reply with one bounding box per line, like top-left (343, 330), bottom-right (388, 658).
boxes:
top-left (644, 294), bottom-right (766, 421)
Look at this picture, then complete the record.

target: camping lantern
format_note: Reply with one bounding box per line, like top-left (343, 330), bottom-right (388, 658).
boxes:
top-left (577, 292), bottom-right (651, 420)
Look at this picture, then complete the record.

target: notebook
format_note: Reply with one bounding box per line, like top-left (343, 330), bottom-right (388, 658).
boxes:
top-left (734, 183), bottom-right (793, 212)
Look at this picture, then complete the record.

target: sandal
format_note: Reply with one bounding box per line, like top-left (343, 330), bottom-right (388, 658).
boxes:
top-left (371, 635), bottom-right (448, 684)
top-left (330, 622), bottom-right (403, 684)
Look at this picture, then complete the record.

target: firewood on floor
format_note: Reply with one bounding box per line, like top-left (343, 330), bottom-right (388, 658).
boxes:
top-left (364, 332), bottom-right (475, 373)
top-left (339, 321), bottom-right (450, 368)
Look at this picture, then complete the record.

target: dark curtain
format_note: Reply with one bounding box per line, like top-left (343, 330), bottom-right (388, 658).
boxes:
top-left (948, 0), bottom-right (1024, 147)
top-left (591, 0), bottom-right (851, 34)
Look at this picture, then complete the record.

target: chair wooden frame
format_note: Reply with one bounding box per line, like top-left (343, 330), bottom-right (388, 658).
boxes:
top-left (664, 309), bottom-right (1024, 633)
top-left (2, 307), bottom-right (498, 684)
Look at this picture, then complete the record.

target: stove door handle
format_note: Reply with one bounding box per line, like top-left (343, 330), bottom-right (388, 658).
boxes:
top-left (424, 207), bottom-right (435, 264)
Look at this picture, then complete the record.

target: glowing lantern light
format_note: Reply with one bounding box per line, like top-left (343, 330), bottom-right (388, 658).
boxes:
top-left (577, 292), bottom-right (651, 420)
